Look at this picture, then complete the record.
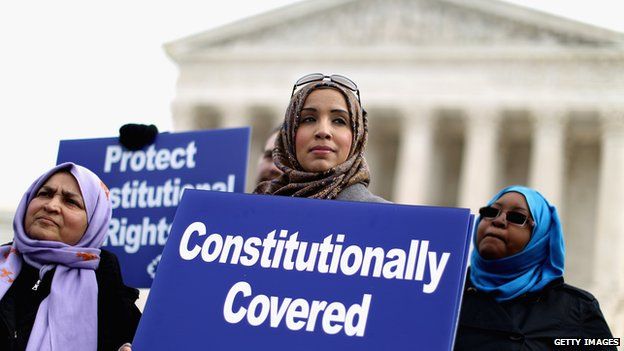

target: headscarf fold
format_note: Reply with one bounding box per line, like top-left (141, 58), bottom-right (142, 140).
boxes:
top-left (254, 80), bottom-right (371, 199)
top-left (470, 185), bottom-right (565, 302)
top-left (0, 162), bottom-right (112, 351)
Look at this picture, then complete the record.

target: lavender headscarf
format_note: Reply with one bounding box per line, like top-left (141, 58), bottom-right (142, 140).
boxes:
top-left (0, 162), bottom-right (112, 351)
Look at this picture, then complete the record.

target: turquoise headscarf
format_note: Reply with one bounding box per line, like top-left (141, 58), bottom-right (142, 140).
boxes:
top-left (470, 185), bottom-right (565, 302)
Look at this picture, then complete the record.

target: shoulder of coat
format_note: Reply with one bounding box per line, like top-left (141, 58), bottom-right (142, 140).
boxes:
top-left (558, 283), bottom-right (598, 302)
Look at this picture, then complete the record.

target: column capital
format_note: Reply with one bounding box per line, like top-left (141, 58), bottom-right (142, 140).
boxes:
top-left (395, 105), bottom-right (436, 128)
top-left (529, 107), bottom-right (568, 128)
top-left (463, 105), bottom-right (503, 127)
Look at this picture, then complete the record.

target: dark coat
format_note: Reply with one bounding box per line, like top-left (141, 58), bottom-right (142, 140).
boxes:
top-left (0, 249), bottom-right (141, 351)
top-left (455, 272), bottom-right (615, 351)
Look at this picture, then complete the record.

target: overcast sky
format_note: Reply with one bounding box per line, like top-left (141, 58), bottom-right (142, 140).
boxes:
top-left (0, 0), bottom-right (622, 211)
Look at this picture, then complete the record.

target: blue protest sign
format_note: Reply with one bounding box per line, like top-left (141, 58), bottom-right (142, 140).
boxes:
top-left (133, 190), bottom-right (474, 350)
top-left (56, 128), bottom-right (250, 288)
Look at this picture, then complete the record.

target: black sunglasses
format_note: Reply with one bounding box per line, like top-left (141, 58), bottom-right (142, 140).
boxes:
top-left (478, 206), bottom-right (533, 227)
top-left (291, 73), bottom-right (362, 105)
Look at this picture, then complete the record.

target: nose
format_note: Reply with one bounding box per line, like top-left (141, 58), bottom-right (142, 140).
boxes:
top-left (314, 118), bottom-right (332, 140)
top-left (491, 211), bottom-right (507, 228)
top-left (43, 196), bottom-right (62, 213)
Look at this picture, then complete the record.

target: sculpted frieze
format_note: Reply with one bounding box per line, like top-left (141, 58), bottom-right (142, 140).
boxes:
top-left (202, 0), bottom-right (612, 50)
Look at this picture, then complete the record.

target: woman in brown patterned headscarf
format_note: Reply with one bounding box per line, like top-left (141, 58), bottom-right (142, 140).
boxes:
top-left (254, 74), bottom-right (388, 203)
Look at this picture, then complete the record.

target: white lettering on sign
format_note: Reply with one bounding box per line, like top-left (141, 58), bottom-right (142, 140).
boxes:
top-left (103, 142), bottom-right (197, 173)
top-left (108, 176), bottom-right (236, 210)
top-left (179, 222), bottom-right (451, 294)
top-left (223, 281), bottom-right (371, 337)
top-left (106, 216), bottom-right (171, 254)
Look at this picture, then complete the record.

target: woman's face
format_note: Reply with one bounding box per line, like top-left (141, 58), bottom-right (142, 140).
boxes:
top-left (24, 172), bottom-right (88, 245)
top-left (295, 88), bottom-right (353, 172)
top-left (476, 192), bottom-right (533, 260)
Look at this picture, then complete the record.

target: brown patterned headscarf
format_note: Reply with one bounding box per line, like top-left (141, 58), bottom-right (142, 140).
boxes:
top-left (254, 80), bottom-right (370, 199)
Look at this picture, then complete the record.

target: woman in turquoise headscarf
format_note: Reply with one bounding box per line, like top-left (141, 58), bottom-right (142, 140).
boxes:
top-left (454, 185), bottom-right (614, 351)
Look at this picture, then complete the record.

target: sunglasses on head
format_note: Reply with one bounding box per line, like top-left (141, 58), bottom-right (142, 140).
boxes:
top-left (478, 206), bottom-right (533, 227)
top-left (291, 73), bottom-right (362, 105)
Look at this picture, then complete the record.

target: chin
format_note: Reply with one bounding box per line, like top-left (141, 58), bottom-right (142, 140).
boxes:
top-left (26, 230), bottom-right (58, 242)
top-left (303, 160), bottom-right (336, 173)
top-left (477, 246), bottom-right (504, 260)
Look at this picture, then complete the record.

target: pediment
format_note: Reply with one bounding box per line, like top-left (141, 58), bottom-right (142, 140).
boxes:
top-left (166, 0), bottom-right (624, 59)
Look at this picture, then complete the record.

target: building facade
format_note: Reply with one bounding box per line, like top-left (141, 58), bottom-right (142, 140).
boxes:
top-left (164, 0), bottom-right (624, 335)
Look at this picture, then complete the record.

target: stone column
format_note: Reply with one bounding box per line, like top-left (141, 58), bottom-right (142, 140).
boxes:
top-left (392, 107), bottom-right (435, 205)
top-left (170, 100), bottom-right (197, 131)
top-left (528, 108), bottom-right (567, 209)
top-left (220, 104), bottom-right (249, 129)
top-left (270, 109), bottom-right (285, 131)
top-left (593, 108), bottom-right (624, 330)
top-left (458, 107), bottom-right (501, 212)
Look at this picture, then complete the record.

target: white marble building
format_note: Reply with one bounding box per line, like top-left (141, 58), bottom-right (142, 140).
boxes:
top-left (0, 0), bottom-right (620, 340)
top-left (163, 0), bottom-right (624, 335)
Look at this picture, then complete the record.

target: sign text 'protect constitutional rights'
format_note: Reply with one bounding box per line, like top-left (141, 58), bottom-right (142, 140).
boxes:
top-left (57, 128), bottom-right (250, 287)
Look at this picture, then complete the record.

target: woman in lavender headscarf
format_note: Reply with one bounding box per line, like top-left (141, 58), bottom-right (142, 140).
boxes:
top-left (0, 162), bottom-right (141, 351)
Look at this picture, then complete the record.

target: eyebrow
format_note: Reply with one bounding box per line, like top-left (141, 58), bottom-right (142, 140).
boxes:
top-left (301, 107), bottom-right (349, 114)
top-left (493, 202), bottom-right (529, 213)
top-left (40, 185), bottom-right (84, 204)
top-left (39, 185), bottom-right (56, 194)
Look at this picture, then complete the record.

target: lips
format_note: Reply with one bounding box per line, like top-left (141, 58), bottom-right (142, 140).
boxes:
top-left (309, 145), bottom-right (335, 153)
top-left (483, 231), bottom-right (506, 243)
top-left (36, 215), bottom-right (59, 227)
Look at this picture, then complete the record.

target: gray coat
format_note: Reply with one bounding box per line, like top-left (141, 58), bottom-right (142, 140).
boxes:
top-left (336, 183), bottom-right (391, 203)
